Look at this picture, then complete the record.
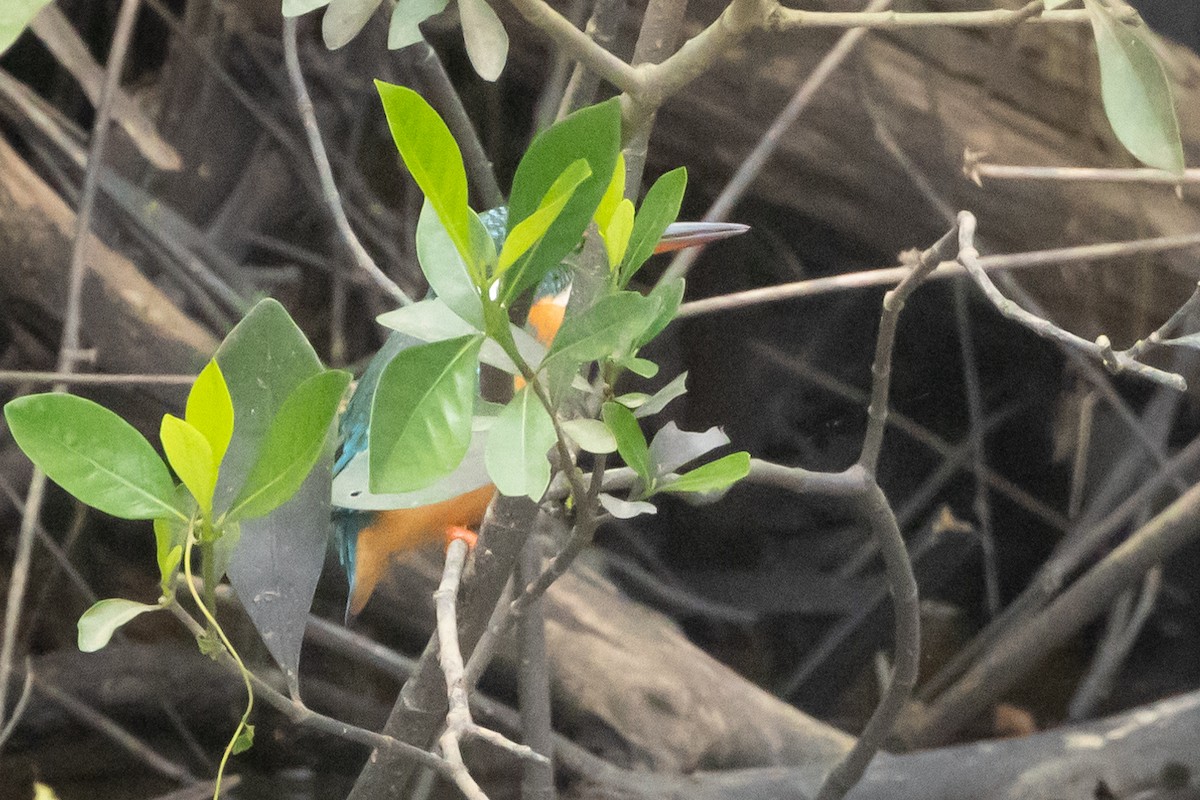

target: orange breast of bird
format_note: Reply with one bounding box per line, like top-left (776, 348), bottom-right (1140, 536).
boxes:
top-left (348, 483), bottom-right (496, 615)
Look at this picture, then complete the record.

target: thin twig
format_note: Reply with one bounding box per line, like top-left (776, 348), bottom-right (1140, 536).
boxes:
top-left (967, 156), bottom-right (1200, 185)
top-left (516, 538), bottom-right (556, 800)
top-left (0, 370), bottom-right (195, 386)
top-left (282, 16), bottom-right (410, 305)
top-left (677, 230), bottom-right (1200, 319)
top-left (955, 212), bottom-right (1186, 391)
top-left (0, 0), bottom-right (142, 751)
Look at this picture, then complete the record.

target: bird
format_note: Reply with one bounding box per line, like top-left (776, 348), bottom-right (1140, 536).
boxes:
top-left (334, 211), bottom-right (747, 617)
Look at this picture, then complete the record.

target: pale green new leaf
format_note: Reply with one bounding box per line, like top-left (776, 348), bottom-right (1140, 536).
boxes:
top-left (5, 394), bottom-right (182, 521)
top-left (1084, 0), bottom-right (1184, 173)
top-left (78, 598), bottom-right (162, 653)
top-left (185, 360), bottom-right (234, 469)
top-left (593, 153), bottom-right (627, 231)
top-left (388, 0), bottom-right (447, 48)
top-left (458, 0), bottom-right (508, 82)
top-left (161, 415), bottom-right (217, 517)
top-left (601, 199), bottom-right (635, 271)
top-left (660, 452), bottom-right (750, 494)
top-left (485, 385), bottom-right (558, 500)
top-left (376, 81), bottom-right (475, 267)
top-left (496, 159), bottom-right (591, 275)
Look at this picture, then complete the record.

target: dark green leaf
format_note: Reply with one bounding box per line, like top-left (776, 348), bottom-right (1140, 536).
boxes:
top-left (1, 0), bottom-right (54, 55)
top-left (649, 422), bottom-right (729, 475)
top-left (620, 167), bottom-right (687, 285)
top-left (214, 299), bottom-right (323, 518)
top-left (5, 394), bottom-right (181, 521)
top-left (496, 159), bottom-right (591, 274)
top-left (541, 291), bottom-right (660, 372)
top-left (636, 277), bottom-right (684, 348)
top-left (485, 385), bottom-right (557, 500)
top-left (387, 0), bottom-right (446, 47)
top-left (232, 724), bottom-right (255, 755)
top-left (370, 335), bottom-right (483, 492)
top-left (458, 0), bottom-right (508, 82)
top-left (376, 81), bottom-right (475, 266)
top-left (227, 369), bottom-right (350, 521)
top-left (602, 401), bottom-right (653, 486)
top-left (322, 0), bottom-right (384, 48)
top-left (416, 201), bottom-right (486, 328)
top-left (78, 598), bottom-right (161, 653)
top-left (1085, 0), bottom-right (1184, 173)
top-left (502, 98), bottom-right (621, 303)
top-left (660, 452), bottom-right (750, 494)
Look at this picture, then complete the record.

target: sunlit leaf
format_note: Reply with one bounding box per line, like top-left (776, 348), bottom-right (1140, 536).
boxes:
top-left (502, 99), bottom-right (621, 303)
top-left (377, 297), bottom-right (546, 374)
top-left (660, 452), bottom-right (750, 494)
top-left (227, 370), bottom-right (350, 521)
top-left (561, 417), bottom-right (617, 454)
top-left (387, 0), bottom-right (447, 48)
top-left (0, 0), bottom-right (53, 55)
top-left (485, 385), bottom-right (557, 500)
top-left (376, 81), bottom-right (475, 267)
top-left (1084, 0), bottom-right (1184, 173)
top-left (78, 598), bottom-right (162, 653)
top-left (601, 199), bottom-right (635, 270)
top-left (370, 335), bottom-right (483, 492)
top-left (458, 0), bottom-right (508, 82)
top-left (5, 394), bottom-right (181, 521)
top-left (621, 167), bottom-right (687, 285)
top-left (649, 422), bottom-right (729, 475)
top-left (322, 0), bottom-right (384, 48)
top-left (602, 401), bottom-right (653, 486)
top-left (496, 159), bottom-right (591, 275)
top-left (161, 415), bottom-right (217, 517)
top-left (593, 152), bottom-right (626, 230)
top-left (634, 371), bottom-right (688, 419)
top-left (598, 493), bottom-right (656, 519)
top-left (185, 360), bottom-right (234, 470)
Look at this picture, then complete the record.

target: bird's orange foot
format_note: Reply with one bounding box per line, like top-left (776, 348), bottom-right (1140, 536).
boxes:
top-left (444, 525), bottom-right (478, 551)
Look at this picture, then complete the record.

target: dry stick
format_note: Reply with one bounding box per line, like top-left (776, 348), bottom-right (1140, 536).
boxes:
top-left (902, 477), bottom-right (1200, 748)
top-left (516, 540), bottom-right (556, 800)
top-left (676, 231), bottom-right (1200, 319)
top-left (954, 212), bottom-right (1186, 391)
top-left (32, 676), bottom-right (197, 784)
top-left (0, 0), bottom-right (142, 750)
top-left (282, 16), bottom-right (410, 306)
top-left (663, 0), bottom-right (892, 283)
top-left (969, 157), bottom-right (1200, 185)
top-left (347, 496), bottom-right (539, 800)
top-left (0, 370), bottom-right (195, 385)
top-left (436, 540), bottom-right (549, 800)
top-left (952, 281), bottom-right (1000, 616)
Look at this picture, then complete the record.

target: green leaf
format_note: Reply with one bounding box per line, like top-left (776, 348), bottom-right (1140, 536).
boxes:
top-left (161, 415), bottom-right (217, 517)
top-left (601, 199), bottom-right (635, 270)
top-left (232, 724), bottom-right (255, 755)
top-left (621, 167), bottom-right (687, 285)
top-left (496, 159), bottom-right (592, 275)
top-left (1084, 0), bottom-right (1184, 173)
top-left (5, 394), bottom-right (181, 521)
top-left (458, 0), bottom-right (508, 82)
top-left (185, 360), bottom-right (234, 470)
top-left (634, 371), bottom-right (688, 418)
top-left (78, 598), bottom-right (162, 653)
top-left (636, 277), bottom-right (685, 348)
top-left (153, 515), bottom-right (186, 596)
top-left (387, 0), bottom-right (447, 48)
top-left (322, 0), bottom-right (384, 48)
top-left (333, 428), bottom-right (491, 510)
top-left (541, 291), bottom-right (661, 372)
top-left (616, 355), bottom-right (658, 378)
top-left (376, 81), bottom-right (475, 267)
top-left (502, 98), bottom-right (622, 303)
top-left (283, 0), bottom-right (331, 16)
top-left (602, 401), bottom-right (653, 486)
top-left (660, 452), bottom-right (750, 494)
top-left (561, 417), bottom-right (617, 454)
top-left (416, 200), bottom-right (486, 328)
top-left (0, 0), bottom-right (53, 56)
top-left (377, 297), bottom-right (546, 374)
top-left (228, 370), bottom-right (350, 521)
top-left (593, 152), bottom-right (626, 230)
top-left (485, 385), bottom-right (558, 500)
top-left (213, 299), bottom-right (324, 517)
top-left (370, 335), bottom-right (484, 492)
top-left (615, 392), bottom-right (650, 409)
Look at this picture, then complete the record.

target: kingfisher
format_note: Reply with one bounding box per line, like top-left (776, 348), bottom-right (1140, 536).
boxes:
top-left (334, 212), bottom-right (747, 617)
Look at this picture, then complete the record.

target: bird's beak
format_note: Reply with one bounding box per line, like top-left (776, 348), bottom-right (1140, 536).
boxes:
top-left (653, 221), bottom-right (750, 254)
